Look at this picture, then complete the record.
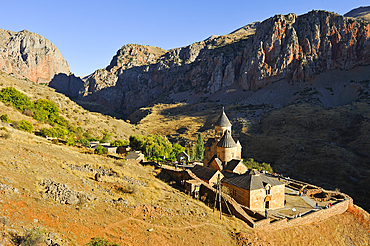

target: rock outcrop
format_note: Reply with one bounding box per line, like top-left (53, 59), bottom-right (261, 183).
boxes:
top-left (0, 29), bottom-right (70, 83)
top-left (52, 11), bottom-right (370, 114)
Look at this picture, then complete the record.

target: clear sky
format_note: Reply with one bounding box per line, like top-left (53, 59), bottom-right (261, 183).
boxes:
top-left (1, 0), bottom-right (368, 76)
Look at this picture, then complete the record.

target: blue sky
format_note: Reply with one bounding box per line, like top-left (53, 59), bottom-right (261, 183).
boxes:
top-left (1, 0), bottom-right (368, 76)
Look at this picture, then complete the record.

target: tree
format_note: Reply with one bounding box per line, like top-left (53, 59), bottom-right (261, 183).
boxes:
top-left (94, 146), bottom-right (108, 155)
top-left (111, 139), bottom-right (129, 147)
top-left (191, 133), bottom-right (204, 161)
top-left (169, 143), bottom-right (185, 160)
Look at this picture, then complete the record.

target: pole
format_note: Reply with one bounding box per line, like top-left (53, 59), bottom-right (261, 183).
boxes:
top-left (218, 174), bottom-right (222, 220)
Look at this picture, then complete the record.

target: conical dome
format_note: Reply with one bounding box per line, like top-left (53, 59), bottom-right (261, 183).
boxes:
top-left (217, 130), bottom-right (237, 148)
top-left (215, 108), bottom-right (232, 127)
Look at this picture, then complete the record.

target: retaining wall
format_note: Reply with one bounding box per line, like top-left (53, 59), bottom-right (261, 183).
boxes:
top-left (260, 196), bottom-right (353, 230)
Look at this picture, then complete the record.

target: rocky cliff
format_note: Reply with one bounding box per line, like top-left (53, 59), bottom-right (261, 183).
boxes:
top-left (51, 10), bottom-right (370, 114)
top-left (0, 29), bottom-right (70, 83)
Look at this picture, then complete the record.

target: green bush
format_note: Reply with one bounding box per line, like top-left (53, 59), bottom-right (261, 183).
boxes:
top-left (94, 146), bottom-right (108, 155)
top-left (100, 132), bottom-right (113, 143)
top-left (32, 99), bottom-right (59, 123)
top-left (0, 87), bottom-right (32, 111)
top-left (110, 139), bottom-right (129, 147)
top-left (0, 114), bottom-right (11, 123)
top-left (77, 138), bottom-right (90, 147)
top-left (40, 127), bottom-right (69, 139)
top-left (17, 120), bottom-right (33, 133)
top-left (244, 158), bottom-right (273, 173)
top-left (86, 237), bottom-right (121, 246)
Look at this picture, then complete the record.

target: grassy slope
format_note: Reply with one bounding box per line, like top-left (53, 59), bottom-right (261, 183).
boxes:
top-left (0, 71), bottom-right (144, 141)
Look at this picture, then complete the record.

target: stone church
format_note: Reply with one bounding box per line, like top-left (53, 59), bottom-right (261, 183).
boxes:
top-left (201, 109), bottom-right (285, 211)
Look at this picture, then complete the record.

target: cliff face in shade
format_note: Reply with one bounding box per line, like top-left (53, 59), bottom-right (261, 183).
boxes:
top-left (0, 29), bottom-right (70, 83)
top-left (52, 11), bottom-right (370, 114)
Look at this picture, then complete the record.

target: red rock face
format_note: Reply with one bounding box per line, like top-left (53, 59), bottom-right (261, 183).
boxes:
top-left (242, 11), bottom-right (370, 89)
top-left (0, 29), bottom-right (70, 83)
top-left (60, 11), bottom-right (370, 113)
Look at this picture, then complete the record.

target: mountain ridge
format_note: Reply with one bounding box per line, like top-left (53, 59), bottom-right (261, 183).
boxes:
top-left (48, 9), bottom-right (370, 117)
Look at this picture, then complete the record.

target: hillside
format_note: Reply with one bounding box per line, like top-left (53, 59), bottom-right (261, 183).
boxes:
top-left (0, 72), bottom-right (142, 141)
top-left (345, 6), bottom-right (370, 22)
top-left (0, 105), bottom-right (369, 245)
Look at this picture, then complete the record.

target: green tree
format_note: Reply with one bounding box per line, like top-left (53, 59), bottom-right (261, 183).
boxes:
top-left (169, 143), bottom-right (185, 160)
top-left (0, 87), bottom-right (32, 111)
top-left (94, 146), bottom-right (108, 155)
top-left (111, 139), bottom-right (129, 147)
top-left (77, 138), bottom-right (90, 147)
top-left (191, 133), bottom-right (204, 161)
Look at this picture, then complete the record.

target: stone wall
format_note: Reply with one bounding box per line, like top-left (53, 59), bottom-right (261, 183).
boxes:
top-left (260, 195), bottom-right (353, 230)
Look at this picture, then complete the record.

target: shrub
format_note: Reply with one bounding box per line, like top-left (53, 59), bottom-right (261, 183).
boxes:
top-left (110, 139), bottom-right (129, 147)
top-left (94, 146), bottom-right (107, 155)
top-left (40, 127), bottom-right (69, 139)
top-left (100, 132), bottom-right (113, 143)
top-left (0, 87), bottom-right (32, 111)
top-left (19, 227), bottom-right (44, 246)
top-left (86, 237), bottom-right (121, 246)
top-left (0, 127), bottom-right (11, 139)
top-left (32, 99), bottom-right (59, 123)
top-left (244, 158), bottom-right (273, 173)
top-left (0, 114), bottom-right (11, 123)
top-left (77, 138), bottom-right (90, 147)
top-left (17, 120), bottom-right (33, 133)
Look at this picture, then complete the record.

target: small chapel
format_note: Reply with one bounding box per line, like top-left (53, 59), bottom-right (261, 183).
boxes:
top-left (200, 108), bottom-right (285, 211)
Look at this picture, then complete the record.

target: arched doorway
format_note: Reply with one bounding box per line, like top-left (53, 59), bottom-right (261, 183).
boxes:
top-left (265, 195), bottom-right (271, 209)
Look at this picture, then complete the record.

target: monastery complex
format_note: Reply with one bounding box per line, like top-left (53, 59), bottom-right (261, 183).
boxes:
top-left (200, 109), bottom-right (285, 211)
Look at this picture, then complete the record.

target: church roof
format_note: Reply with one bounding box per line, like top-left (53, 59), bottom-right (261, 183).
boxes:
top-left (224, 159), bottom-right (243, 172)
top-left (215, 109), bottom-right (232, 127)
top-left (208, 155), bottom-right (223, 171)
top-left (222, 172), bottom-right (284, 190)
top-left (217, 131), bottom-right (237, 148)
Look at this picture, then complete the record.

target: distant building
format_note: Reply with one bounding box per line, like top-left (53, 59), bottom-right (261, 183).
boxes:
top-left (177, 151), bottom-right (190, 164)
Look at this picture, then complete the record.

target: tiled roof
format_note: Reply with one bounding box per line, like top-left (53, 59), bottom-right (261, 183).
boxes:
top-left (217, 131), bottom-right (237, 148)
top-left (207, 155), bottom-right (223, 170)
top-left (224, 159), bottom-right (243, 172)
top-left (191, 165), bottom-right (220, 182)
top-left (215, 109), bottom-right (232, 127)
top-left (222, 172), bottom-right (284, 190)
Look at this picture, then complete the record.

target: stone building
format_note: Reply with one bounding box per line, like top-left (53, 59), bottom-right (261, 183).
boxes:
top-left (222, 169), bottom-right (285, 211)
top-left (203, 109), bottom-right (244, 173)
top-left (202, 109), bottom-right (284, 211)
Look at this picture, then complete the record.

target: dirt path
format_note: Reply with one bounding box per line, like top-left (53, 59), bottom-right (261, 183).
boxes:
top-left (81, 216), bottom-right (223, 245)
